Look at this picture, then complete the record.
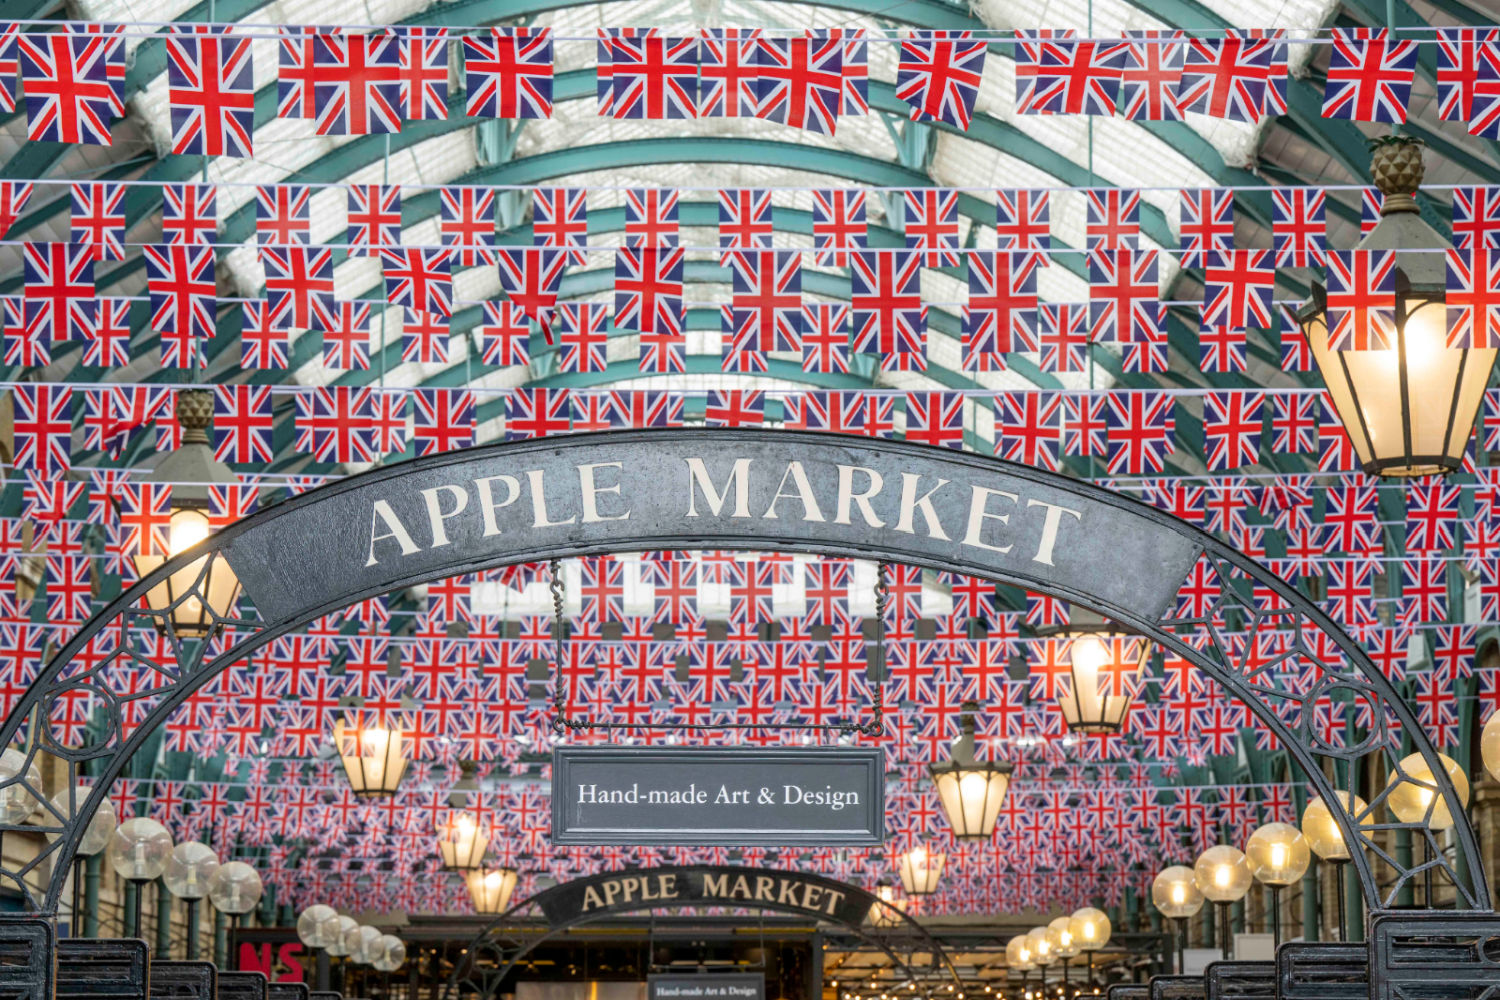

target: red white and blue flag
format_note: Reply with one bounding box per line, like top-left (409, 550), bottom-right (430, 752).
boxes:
top-left (1176, 36), bottom-right (1271, 122)
top-left (1037, 302), bottom-right (1090, 373)
top-left (308, 32), bottom-right (403, 135)
top-left (1202, 391), bottom-right (1263, 472)
top-left (895, 31), bottom-right (986, 130)
top-left (609, 33), bottom-right (698, 119)
top-left (212, 385), bottom-right (275, 465)
top-left (413, 389), bottom-right (475, 456)
top-left (1085, 189), bottom-right (1140, 250)
top-left (614, 247), bottom-right (684, 336)
top-left (166, 28), bottom-right (255, 157)
top-left (401, 308), bottom-right (449, 364)
top-left (801, 303), bottom-right (850, 373)
top-left (850, 250), bottom-right (925, 361)
top-left (996, 189), bottom-right (1051, 251)
top-left (532, 187), bottom-right (588, 264)
top-left (1016, 34), bottom-right (1125, 115)
top-left (904, 392), bottom-right (965, 449)
top-left (1452, 185), bottom-right (1500, 251)
top-left (397, 26), bottom-right (448, 120)
top-left (145, 243), bottom-right (216, 366)
top-left (718, 188), bottom-right (773, 253)
top-left (996, 392), bottom-right (1062, 471)
top-left (439, 187), bottom-right (497, 267)
top-left (464, 27), bottom-right (552, 119)
top-left (23, 241), bottom-right (95, 341)
top-left (477, 301), bottom-right (531, 366)
top-left (697, 28), bottom-right (760, 118)
top-left (557, 302), bottom-right (610, 374)
top-left (727, 250), bottom-right (802, 352)
top-left (624, 188), bottom-right (679, 247)
top-left (162, 183), bottom-right (217, 245)
top-left (1325, 249), bottom-right (1396, 350)
top-left (12, 384), bottom-right (72, 474)
top-left (964, 250), bottom-right (1042, 368)
top-left (320, 301), bottom-right (372, 370)
top-left (1178, 188), bottom-right (1234, 268)
top-left (757, 35), bottom-right (842, 134)
top-left (811, 189), bottom-right (866, 266)
top-left (1105, 391), bottom-right (1175, 475)
top-left (17, 31), bottom-right (121, 145)
top-left (294, 387), bottom-right (378, 463)
top-left (1201, 250), bottom-right (1274, 331)
top-left (1120, 30), bottom-right (1183, 120)
top-left (347, 184), bottom-right (401, 255)
top-left (497, 248), bottom-right (567, 336)
top-left (382, 248), bottom-right (454, 317)
top-left (1271, 187), bottom-right (1326, 267)
top-left (1446, 247), bottom-right (1500, 348)
top-left (904, 189), bottom-right (960, 267)
top-left (1088, 248), bottom-right (1159, 344)
top-left (240, 300), bottom-right (289, 369)
top-left (1322, 28), bottom-right (1418, 123)
top-left (255, 184), bottom-right (312, 246)
top-left (260, 246), bottom-right (334, 331)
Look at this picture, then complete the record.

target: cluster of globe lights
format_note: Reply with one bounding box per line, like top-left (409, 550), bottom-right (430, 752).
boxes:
top-left (1004, 908), bottom-right (1112, 988)
top-left (297, 904), bottom-right (407, 972)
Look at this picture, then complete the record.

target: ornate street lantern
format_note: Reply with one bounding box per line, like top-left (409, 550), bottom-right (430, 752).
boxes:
top-left (927, 702), bottom-right (1012, 839)
top-left (895, 844), bottom-right (944, 896)
top-left (129, 390), bottom-right (243, 637)
top-left (334, 717), bottom-right (409, 796)
top-left (1046, 610), bottom-right (1150, 734)
top-left (1296, 137), bottom-right (1495, 477)
top-left (868, 884), bottom-right (906, 928)
top-left (436, 810), bottom-right (489, 870)
top-left (465, 867), bottom-right (519, 914)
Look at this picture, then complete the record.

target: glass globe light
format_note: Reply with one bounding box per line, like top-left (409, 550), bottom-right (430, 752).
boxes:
top-left (345, 925), bottom-right (383, 965)
top-left (1300, 792), bottom-right (1369, 862)
top-left (1012, 935), bottom-right (1034, 972)
top-left (106, 817), bottom-right (173, 881)
top-left (324, 915), bottom-right (359, 958)
top-left (465, 868), bottom-right (520, 915)
top-left (297, 905), bottom-right (343, 950)
top-left (1047, 916), bottom-right (1079, 959)
top-left (1004, 937), bottom-right (1025, 969)
top-left (45, 785), bottom-right (117, 856)
top-left (1245, 822), bottom-right (1310, 886)
top-left (1385, 752), bottom-right (1470, 829)
top-left (1194, 845), bottom-right (1252, 903)
top-left (1068, 908), bottom-right (1110, 952)
top-left (371, 935), bottom-right (406, 972)
top-left (1483, 713), bottom-right (1500, 783)
top-left (0, 748), bottom-right (40, 824)
top-left (1025, 927), bottom-right (1054, 967)
top-left (207, 861), bottom-right (262, 914)
top-left (1151, 866), bottom-right (1204, 919)
top-left (163, 841), bottom-right (219, 900)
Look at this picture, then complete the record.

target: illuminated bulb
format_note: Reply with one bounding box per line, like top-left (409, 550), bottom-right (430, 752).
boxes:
top-left (1170, 885), bottom-right (1185, 905)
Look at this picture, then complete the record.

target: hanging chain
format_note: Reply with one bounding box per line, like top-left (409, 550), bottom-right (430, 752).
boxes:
top-left (549, 558), bottom-right (579, 734)
top-left (854, 560), bottom-right (889, 738)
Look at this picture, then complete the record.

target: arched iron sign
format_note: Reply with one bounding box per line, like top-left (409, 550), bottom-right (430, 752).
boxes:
top-left (445, 866), bottom-right (959, 1000)
top-left (0, 430), bottom-right (1487, 913)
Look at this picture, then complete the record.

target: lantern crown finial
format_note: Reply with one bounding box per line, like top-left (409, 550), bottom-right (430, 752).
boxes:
top-left (1367, 135), bottom-right (1425, 213)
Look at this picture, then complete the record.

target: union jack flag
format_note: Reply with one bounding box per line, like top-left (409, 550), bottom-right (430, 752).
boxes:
top-left (720, 308), bottom-right (765, 372)
top-left (557, 302), bottom-right (609, 373)
top-left (0, 182), bottom-right (33, 241)
top-left (1271, 187), bottom-right (1326, 267)
top-left (704, 391), bottom-right (764, 428)
top-left (1120, 30), bottom-right (1183, 120)
top-left (13, 384), bottom-right (72, 474)
top-left (162, 183), bottom-right (217, 245)
top-left (811, 189), bottom-right (865, 266)
top-left (610, 33), bottom-right (698, 119)
top-left (819, 28), bottom-right (868, 116)
top-left (17, 31), bottom-right (121, 145)
top-left (3, 300), bottom-right (47, 366)
top-left (785, 392), bottom-right (893, 437)
top-left (320, 301), bottom-right (372, 370)
top-left (1176, 36), bottom-right (1271, 122)
top-left (401, 309), bottom-right (449, 364)
top-left (996, 392), bottom-right (1062, 471)
top-left (1199, 324), bottom-right (1248, 373)
top-left (801, 303), bottom-right (850, 373)
top-left (719, 188), bottom-right (773, 253)
top-left (1016, 33), bottom-right (1125, 115)
top-left (1399, 559), bottom-right (1447, 626)
top-left (70, 182), bottom-right (125, 261)
top-left (605, 390), bottom-right (682, 428)
top-left (1201, 250), bottom-right (1274, 331)
top-left (276, 24), bottom-right (337, 119)
top-left (476, 301), bottom-right (531, 366)
top-left (294, 387), bottom-right (375, 463)
top-left (1088, 248), bottom-right (1159, 343)
top-left (1105, 392), bottom-right (1175, 475)
top-left (996, 189), bottom-right (1050, 251)
top-left (84, 297), bottom-right (130, 367)
top-left (1178, 188), bottom-right (1234, 268)
top-left (1360, 187), bottom-right (1384, 236)
top-left (1446, 248), bottom-right (1500, 348)
top-left (1325, 250), bottom-right (1396, 350)
top-left (1238, 28), bottom-right (1289, 116)
top-left (22, 242), bottom-right (95, 341)
top-left (727, 250), bottom-right (802, 351)
top-left (1452, 185), bottom-right (1500, 251)
top-left (1279, 305), bottom-right (1312, 371)
top-left (756, 35), bottom-right (842, 134)
top-left (0, 24), bottom-right (17, 114)
top-left (309, 32), bottom-right (403, 135)
top-left (465, 27), bottom-right (553, 119)
top-left (614, 246), bottom-right (683, 336)
top-left (260, 246), bottom-right (334, 331)
top-left (1037, 302), bottom-right (1090, 373)
top-left (397, 26), bottom-right (448, 120)
top-left (696, 28), bottom-right (760, 118)
top-left (347, 184), bottom-right (401, 256)
top-left (1324, 483), bottom-right (1379, 554)
top-left (434, 186), bottom-right (496, 267)
top-left (166, 29), bottom-right (255, 157)
top-left (1436, 28), bottom-right (1500, 128)
top-left (208, 485), bottom-right (258, 531)
top-left (497, 248), bottom-right (567, 337)
top-left (369, 389), bottom-right (407, 458)
top-left (895, 31), bottom-right (986, 130)
top-left (903, 189), bottom-right (960, 267)
top-left (850, 250), bottom-right (925, 360)
top-left (904, 392), bottom-right (965, 449)
top-left (382, 248), bottom-right (453, 317)
top-left (1271, 395), bottom-right (1319, 455)
top-left (507, 388), bottom-right (572, 439)
top-left (1086, 189), bottom-right (1140, 250)
top-left (240, 300), bottom-right (289, 369)
top-left (212, 385), bottom-right (274, 464)
top-left (1322, 28), bottom-right (1418, 123)
top-left (964, 250), bottom-right (1041, 369)
top-left (624, 188), bottom-right (680, 247)
top-left (1405, 481), bottom-right (1461, 554)
top-left (146, 246), bottom-right (216, 368)
top-left (1121, 304), bottom-right (1169, 374)
top-left (1202, 391), bottom-right (1263, 471)
top-left (255, 184), bottom-right (312, 246)
top-left (413, 389), bottom-right (474, 456)
top-left (595, 28), bottom-right (636, 115)
top-left (532, 187), bottom-right (587, 264)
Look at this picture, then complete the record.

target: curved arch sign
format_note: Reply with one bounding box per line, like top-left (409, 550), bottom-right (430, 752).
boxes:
top-left (222, 430), bottom-right (1200, 628)
top-left (0, 429), bottom-right (1489, 915)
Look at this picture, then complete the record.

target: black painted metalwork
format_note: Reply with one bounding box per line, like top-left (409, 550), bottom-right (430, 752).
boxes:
top-left (1106, 986), bottom-right (1150, 1000)
top-left (1369, 912), bottom-right (1500, 999)
top-left (1202, 961), bottom-right (1274, 1000)
top-left (148, 962), bottom-right (215, 1000)
top-left (309, 991), bottom-right (343, 1000)
top-left (218, 972), bottom-right (270, 1000)
top-left (1275, 942), bottom-right (1367, 1000)
top-left (269, 982), bottom-right (311, 1000)
top-left (0, 919), bottom-right (55, 1000)
top-left (1148, 975), bottom-right (1205, 1000)
top-left (0, 430), bottom-right (1486, 915)
top-left (57, 938), bottom-right (151, 1000)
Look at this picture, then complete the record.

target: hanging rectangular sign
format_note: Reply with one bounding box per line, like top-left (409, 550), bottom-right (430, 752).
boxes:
top-left (648, 975), bottom-right (765, 1000)
top-left (551, 746), bottom-right (884, 846)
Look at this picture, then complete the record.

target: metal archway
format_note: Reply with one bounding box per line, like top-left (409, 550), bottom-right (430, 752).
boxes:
top-left (0, 429), bottom-right (1487, 914)
top-left (443, 866), bottom-right (960, 1000)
